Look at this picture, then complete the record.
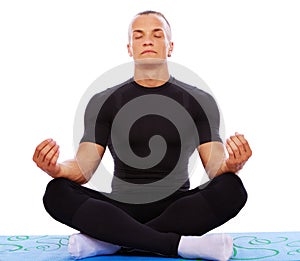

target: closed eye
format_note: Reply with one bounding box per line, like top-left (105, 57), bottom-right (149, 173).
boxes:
top-left (153, 28), bottom-right (164, 39)
top-left (133, 30), bottom-right (143, 40)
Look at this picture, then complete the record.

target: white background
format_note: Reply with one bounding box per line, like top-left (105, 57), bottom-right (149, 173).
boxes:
top-left (0, 0), bottom-right (299, 236)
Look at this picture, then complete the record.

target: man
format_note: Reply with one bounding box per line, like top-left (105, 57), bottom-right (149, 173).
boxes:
top-left (33, 11), bottom-right (252, 261)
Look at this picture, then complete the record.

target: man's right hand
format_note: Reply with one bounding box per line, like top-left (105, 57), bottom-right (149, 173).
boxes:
top-left (33, 139), bottom-right (61, 178)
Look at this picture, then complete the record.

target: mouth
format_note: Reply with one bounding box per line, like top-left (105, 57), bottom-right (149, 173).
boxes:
top-left (141, 50), bottom-right (157, 55)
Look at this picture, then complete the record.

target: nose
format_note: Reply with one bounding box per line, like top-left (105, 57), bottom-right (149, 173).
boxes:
top-left (142, 34), bottom-right (154, 46)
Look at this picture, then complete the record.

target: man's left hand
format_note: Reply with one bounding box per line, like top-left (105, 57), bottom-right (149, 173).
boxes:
top-left (223, 132), bottom-right (252, 173)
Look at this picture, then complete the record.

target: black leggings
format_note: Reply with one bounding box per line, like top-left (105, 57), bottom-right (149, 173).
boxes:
top-left (43, 173), bottom-right (247, 257)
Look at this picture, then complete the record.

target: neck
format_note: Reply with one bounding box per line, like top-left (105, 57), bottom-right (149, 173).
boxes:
top-left (134, 59), bottom-right (170, 87)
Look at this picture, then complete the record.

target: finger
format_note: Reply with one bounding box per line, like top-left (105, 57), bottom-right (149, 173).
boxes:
top-left (50, 150), bottom-right (60, 166)
top-left (48, 150), bottom-right (60, 169)
top-left (50, 146), bottom-right (60, 165)
top-left (36, 140), bottom-right (57, 162)
top-left (226, 138), bottom-right (239, 158)
top-left (33, 139), bottom-right (53, 162)
top-left (44, 144), bottom-right (59, 165)
top-left (235, 132), bottom-right (252, 157)
top-left (230, 135), bottom-right (246, 158)
top-left (226, 140), bottom-right (236, 159)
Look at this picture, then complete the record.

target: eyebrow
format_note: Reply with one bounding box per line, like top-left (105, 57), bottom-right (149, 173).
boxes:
top-left (132, 28), bottom-right (164, 34)
top-left (132, 29), bottom-right (143, 34)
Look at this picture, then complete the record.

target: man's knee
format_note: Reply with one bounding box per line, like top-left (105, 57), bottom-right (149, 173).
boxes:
top-left (43, 178), bottom-right (77, 224)
top-left (43, 178), bottom-right (69, 208)
top-left (206, 173), bottom-right (248, 221)
top-left (220, 173), bottom-right (247, 209)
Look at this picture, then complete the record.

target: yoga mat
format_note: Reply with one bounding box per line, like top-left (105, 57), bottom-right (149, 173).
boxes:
top-left (1, 232), bottom-right (300, 260)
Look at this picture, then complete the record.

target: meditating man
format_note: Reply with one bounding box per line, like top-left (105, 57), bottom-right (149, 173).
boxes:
top-left (33, 10), bottom-right (252, 261)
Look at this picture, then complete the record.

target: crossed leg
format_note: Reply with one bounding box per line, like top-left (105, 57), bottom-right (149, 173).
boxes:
top-left (43, 173), bottom-right (247, 259)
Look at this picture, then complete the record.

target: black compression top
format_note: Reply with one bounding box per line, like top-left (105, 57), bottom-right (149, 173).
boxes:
top-left (81, 76), bottom-right (222, 193)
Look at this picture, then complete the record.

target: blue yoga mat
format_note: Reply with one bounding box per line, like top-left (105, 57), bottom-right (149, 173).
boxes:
top-left (1, 232), bottom-right (300, 260)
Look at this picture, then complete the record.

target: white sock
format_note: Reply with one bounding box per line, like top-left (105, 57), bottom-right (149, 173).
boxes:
top-left (178, 233), bottom-right (233, 261)
top-left (68, 233), bottom-right (121, 260)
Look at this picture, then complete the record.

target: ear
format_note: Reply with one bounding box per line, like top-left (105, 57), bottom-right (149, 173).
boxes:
top-left (167, 42), bottom-right (174, 57)
top-left (127, 43), bottom-right (133, 57)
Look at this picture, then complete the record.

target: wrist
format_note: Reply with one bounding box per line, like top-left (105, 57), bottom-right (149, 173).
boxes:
top-left (217, 161), bottom-right (229, 176)
top-left (48, 163), bottom-right (63, 179)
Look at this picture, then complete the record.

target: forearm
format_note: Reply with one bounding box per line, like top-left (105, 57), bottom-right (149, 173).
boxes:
top-left (56, 159), bottom-right (89, 184)
top-left (33, 140), bottom-right (103, 184)
top-left (212, 162), bottom-right (232, 178)
top-left (199, 142), bottom-right (227, 180)
top-left (205, 160), bottom-right (227, 180)
top-left (206, 151), bottom-right (245, 179)
top-left (205, 133), bottom-right (252, 179)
